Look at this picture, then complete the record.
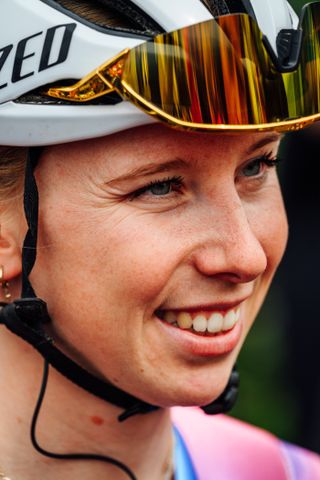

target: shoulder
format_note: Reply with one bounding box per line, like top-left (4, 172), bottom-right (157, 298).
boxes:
top-left (171, 407), bottom-right (320, 480)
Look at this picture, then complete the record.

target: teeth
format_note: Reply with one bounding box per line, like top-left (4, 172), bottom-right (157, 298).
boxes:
top-left (193, 315), bottom-right (207, 332)
top-left (162, 307), bottom-right (241, 334)
top-left (208, 313), bottom-right (223, 333)
top-left (177, 312), bottom-right (193, 329)
top-left (164, 311), bottom-right (176, 324)
top-left (222, 310), bottom-right (237, 331)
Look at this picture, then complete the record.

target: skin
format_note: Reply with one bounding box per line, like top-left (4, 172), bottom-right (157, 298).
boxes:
top-left (0, 124), bottom-right (288, 479)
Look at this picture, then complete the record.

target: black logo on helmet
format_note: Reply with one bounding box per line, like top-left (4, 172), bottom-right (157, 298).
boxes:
top-left (0, 23), bottom-right (77, 90)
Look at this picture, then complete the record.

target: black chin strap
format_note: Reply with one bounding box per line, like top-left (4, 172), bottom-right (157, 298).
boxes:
top-left (21, 147), bottom-right (40, 299)
top-left (0, 147), bottom-right (239, 422)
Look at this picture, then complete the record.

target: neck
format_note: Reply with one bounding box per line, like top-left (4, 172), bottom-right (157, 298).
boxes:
top-left (0, 329), bottom-right (173, 480)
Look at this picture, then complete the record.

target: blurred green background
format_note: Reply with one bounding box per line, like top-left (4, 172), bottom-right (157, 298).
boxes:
top-left (290, 0), bottom-right (308, 12)
top-left (230, 276), bottom-right (297, 439)
top-left (230, 0), bottom-right (314, 447)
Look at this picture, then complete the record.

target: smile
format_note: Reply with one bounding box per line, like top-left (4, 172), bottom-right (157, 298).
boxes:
top-left (156, 307), bottom-right (241, 336)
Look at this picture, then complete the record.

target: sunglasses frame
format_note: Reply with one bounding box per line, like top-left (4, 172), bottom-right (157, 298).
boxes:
top-left (45, 7), bottom-right (320, 133)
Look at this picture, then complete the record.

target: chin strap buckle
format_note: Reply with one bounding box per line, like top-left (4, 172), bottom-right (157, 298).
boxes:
top-left (14, 298), bottom-right (51, 326)
top-left (118, 402), bottom-right (159, 422)
top-left (201, 367), bottom-right (239, 415)
top-left (0, 298), bottom-right (52, 346)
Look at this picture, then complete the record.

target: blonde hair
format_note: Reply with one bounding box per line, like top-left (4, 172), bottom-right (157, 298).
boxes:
top-left (0, 147), bottom-right (27, 208)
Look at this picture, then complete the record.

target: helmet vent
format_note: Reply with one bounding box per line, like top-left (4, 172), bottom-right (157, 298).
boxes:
top-left (15, 83), bottom-right (123, 106)
top-left (48, 0), bottom-right (163, 37)
top-left (200, 0), bottom-right (230, 16)
top-left (201, 0), bottom-right (256, 16)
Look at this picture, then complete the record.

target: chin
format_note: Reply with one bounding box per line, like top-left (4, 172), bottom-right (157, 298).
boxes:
top-left (148, 369), bottom-right (231, 409)
top-left (176, 383), bottom-right (227, 408)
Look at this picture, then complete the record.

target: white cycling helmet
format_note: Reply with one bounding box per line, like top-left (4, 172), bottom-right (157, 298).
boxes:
top-left (2, 0), bottom-right (318, 147)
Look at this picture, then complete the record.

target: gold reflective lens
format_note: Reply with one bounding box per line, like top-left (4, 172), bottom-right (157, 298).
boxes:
top-left (47, 3), bottom-right (320, 131)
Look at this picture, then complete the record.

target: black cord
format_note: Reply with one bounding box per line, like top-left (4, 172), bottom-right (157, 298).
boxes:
top-left (31, 360), bottom-right (138, 480)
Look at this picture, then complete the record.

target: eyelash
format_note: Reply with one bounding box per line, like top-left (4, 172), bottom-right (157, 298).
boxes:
top-left (238, 151), bottom-right (281, 178)
top-left (129, 152), bottom-right (280, 200)
top-left (251, 151), bottom-right (280, 168)
top-left (129, 175), bottom-right (184, 200)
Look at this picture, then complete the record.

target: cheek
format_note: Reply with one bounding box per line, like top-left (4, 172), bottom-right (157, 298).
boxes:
top-left (91, 215), bottom-right (182, 309)
top-left (256, 189), bottom-right (288, 273)
top-left (244, 183), bottom-right (288, 326)
top-left (35, 202), bottom-right (181, 319)
top-left (244, 176), bottom-right (288, 267)
top-left (34, 204), bottom-right (184, 383)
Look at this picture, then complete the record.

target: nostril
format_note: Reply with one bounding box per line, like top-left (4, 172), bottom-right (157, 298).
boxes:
top-left (214, 271), bottom-right (261, 284)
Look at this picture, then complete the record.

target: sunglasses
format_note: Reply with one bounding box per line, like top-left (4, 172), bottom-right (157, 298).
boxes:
top-left (45, 2), bottom-right (320, 132)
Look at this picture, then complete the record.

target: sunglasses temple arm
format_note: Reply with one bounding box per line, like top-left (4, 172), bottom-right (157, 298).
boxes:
top-left (44, 49), bottom-right (130, 102)
top-left (45, 71), bottom-right (115, 102)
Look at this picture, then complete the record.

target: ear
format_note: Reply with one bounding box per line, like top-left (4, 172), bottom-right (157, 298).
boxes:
top-left (0, 223), bottom-right (23, 282)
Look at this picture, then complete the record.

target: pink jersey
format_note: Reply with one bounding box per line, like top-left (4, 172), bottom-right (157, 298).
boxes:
top-left (171, 407), bottom-right (320, 479)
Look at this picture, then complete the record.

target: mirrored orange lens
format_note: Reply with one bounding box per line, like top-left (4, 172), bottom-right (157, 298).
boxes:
top-left (104, 3), bottom-right (320, 130)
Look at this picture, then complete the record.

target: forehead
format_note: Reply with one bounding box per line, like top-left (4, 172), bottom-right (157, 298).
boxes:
top-left (42, 125), bottom-right (281, 177)
top-left (79, 124), bottom-right (280, 153)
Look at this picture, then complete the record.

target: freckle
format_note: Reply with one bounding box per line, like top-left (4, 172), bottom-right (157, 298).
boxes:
top-left (16, 416), bottom-right (22, 424)
top-left (90, 416), bottom-right (104, 426)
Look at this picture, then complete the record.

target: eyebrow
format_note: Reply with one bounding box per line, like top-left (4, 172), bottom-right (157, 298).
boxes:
top-left (245, 133), bottom-right (282, 155)
top-left (106, 133), bottom-right (282, 186)
top-left (105, 158), bottom-right (188, 186)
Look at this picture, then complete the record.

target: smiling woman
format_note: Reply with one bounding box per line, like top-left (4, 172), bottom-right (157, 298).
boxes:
top-left (30, 128), bottom-right (284, 411)
top-left (1, 1), bottom-right (320, 480)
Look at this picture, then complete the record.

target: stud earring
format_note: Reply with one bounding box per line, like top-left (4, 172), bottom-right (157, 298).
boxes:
top-left (0, 265), bottom-right (11, 306)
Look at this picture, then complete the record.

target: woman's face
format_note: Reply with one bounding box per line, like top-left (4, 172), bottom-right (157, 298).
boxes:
top-left (31, 125), bottom-right (287, 407)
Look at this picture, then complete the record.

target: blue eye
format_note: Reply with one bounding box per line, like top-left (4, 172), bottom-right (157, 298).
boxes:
top-left (240, 153), bottom-right (280, 178)
top-left (149, 181), bottom-right (172, 196)
top-left (131, 176), bottom-right (184, 199)
top-left (242, 159), bottom-right (262, 177)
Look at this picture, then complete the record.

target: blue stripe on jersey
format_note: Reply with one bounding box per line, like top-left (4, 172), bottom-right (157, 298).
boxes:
top-left (173, 426), bottom-right (198, 480)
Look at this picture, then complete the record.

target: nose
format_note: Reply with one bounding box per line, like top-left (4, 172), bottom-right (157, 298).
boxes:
top-left (190, 195), bottom-right (267, 284)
